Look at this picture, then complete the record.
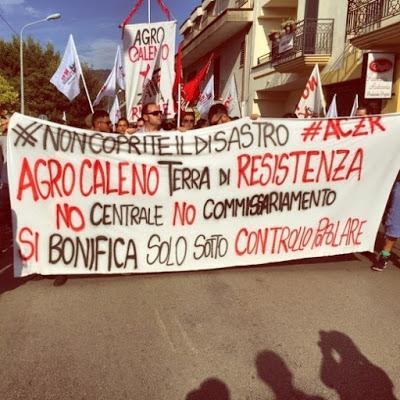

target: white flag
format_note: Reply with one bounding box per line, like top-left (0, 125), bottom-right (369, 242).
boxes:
top-left (196, 75), bottom-right (214, 118)
top-left (93, 46), bottom-right (125, 106)
top-left (295, 64), bottom-right (326, 118)
top-left (115, 46), bottom-right (125, 90)
top-left (326, 94), bottom-right (338, 118)
top-left (109, 96), bottom-right (121, 127)
top-left (50, 34), bottom-right (82, 101)
top-left (93, 66), bottom-right (116, 106)
top-left (222, 75), bottom-right (241, 118)
top-left (350, 94), bottom-right (359, 117)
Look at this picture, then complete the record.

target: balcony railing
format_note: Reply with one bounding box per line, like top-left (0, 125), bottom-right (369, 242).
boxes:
top-left (215, 0), bottom-right (251, 14)
top-left (346, 0), bottom-right (400, 36)
top-left (260, 19), bottom-right (334, 67)
top-left (216, 0), bottom-right (231, 14)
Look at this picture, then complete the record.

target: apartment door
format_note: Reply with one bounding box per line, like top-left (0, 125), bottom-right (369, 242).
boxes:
top-left (304, 0), bottom-right (319, 53)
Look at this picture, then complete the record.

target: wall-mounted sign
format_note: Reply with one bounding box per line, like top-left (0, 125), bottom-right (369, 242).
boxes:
top-left (365, 52), bottom-right (395, 99)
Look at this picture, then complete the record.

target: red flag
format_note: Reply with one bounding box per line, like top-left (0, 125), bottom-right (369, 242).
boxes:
top-left (120, 0), bottom-right (171, 37)
top-left (172, 44), bottom-right (183, 111)
top-left (183, 53), bottom-right (213, 104)
top-left (156, 0), bottom-right (172, 20)
top-left (119, 0), bottom-right (144, 38)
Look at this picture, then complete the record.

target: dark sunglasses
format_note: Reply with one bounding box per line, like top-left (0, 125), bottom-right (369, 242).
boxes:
top-left (145, 110), bottom-right (162, 116)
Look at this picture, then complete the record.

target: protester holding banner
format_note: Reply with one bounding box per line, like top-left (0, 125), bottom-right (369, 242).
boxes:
top-left (91, 110), bottom-right (112, 133)
top-left (116, 117), bottom-right (138, 134)
top-left (179, 110), bottom-right (196, 131)
top-left (208, 103), bottom-right (232, 126)
top-left (356, 105), bottom-right (368, 117)
top-left (141, 102), bottom-right (163, 132)
top-left (116, 118), bottom-right (130, 134)
top-left (136, 118), bottom-right (145, 130)
top-left (0, 112), bottom-right (9, 188)
top-left (373, 173), bottom-right (400, 272)
top-left (195, 118), bottom-right (208, 129)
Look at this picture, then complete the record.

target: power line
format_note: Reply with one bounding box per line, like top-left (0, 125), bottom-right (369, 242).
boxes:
top-left (0, 10), bottom-right (18, 35)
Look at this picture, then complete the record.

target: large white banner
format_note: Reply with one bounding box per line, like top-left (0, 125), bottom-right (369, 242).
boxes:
top-left (7, 113), bottom-right (400, 277)
top-left (123, 21), bottom-right (176, 121)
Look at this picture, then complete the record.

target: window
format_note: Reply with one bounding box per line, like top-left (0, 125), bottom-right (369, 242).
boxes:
top-left (240, 41), bottom-right (245, 69)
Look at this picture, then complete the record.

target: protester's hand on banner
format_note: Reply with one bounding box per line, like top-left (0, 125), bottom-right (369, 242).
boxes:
top-left (125, 127), bottom-right (138, 134)
top-left (250, 113), bottom-right (260, 120)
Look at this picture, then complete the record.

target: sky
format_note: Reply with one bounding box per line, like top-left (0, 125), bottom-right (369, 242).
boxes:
top-left (0, 0), bottom-right (199, 69)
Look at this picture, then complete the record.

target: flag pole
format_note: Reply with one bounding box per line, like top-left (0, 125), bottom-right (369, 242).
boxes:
top-left (177, 83), bottom-right (182, 127)
top-left (81, 72), bottom-right (94, 113)
top-left (70, 34), bottom-right (94, 113)
top-left (148, 0), bottom-right (151, 23)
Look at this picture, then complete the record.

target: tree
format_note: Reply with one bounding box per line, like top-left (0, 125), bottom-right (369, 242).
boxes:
top-left (0, 36), bottom-right (105, 126)
top-left (0, 74), bottom-right (18, 112)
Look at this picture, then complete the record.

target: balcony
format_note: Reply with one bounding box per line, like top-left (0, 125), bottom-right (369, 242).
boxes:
top-left (258, 19), bottom-right (334, 72)
top-left (346, 0), bottom-right (400, 50)
top-left (181, 6), bottom-right (253, 67)
top-left (215, 0), bottom-right (252, 13)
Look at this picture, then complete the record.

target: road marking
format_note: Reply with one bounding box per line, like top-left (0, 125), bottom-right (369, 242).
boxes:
top-left (154, 308), bottom-right (176, 352)
top-left (175, 317), bottom-right (198, 354)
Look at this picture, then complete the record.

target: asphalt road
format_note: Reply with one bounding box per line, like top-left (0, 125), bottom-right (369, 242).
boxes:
top-left (1, 210), bottom-right (400, 400)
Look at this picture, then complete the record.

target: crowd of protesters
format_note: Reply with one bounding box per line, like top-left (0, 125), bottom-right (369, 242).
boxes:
top-left (0, 100), bottom-right (399, 284)
top-left (89, 101), bottom-right (238, 135)
top-left (91, 103), bottom-right (234, 134)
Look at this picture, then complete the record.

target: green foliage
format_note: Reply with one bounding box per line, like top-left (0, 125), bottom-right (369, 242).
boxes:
top-left (0, 74), bottom-right (18, 112)
top-left (0, 35), bottom-right (106, 126)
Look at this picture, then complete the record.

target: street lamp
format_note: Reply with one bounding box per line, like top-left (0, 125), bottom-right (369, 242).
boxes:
top-left (20, 13), bottom-right (61, 114)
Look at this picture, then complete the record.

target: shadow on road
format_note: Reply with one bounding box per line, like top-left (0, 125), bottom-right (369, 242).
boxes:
top-left (185, 378), bottom-right (230, 400)
top-left (318, 330), bottom-right (397, 400)
top-left (256, 351), bottom-right (325, 400)
top-left (186, 331), bottom-right (398, 400)
top-left (0, 259), bottom-right (31, 296)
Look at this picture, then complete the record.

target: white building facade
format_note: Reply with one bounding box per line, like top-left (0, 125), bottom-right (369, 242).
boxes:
top-left (180, 0), bottom-right (400, 117)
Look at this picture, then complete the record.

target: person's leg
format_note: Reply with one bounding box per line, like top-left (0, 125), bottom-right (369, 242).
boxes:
top-left (373, 182), bottom-right (400, 271)
top-left (372, 236), bottom-right (397, 271)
